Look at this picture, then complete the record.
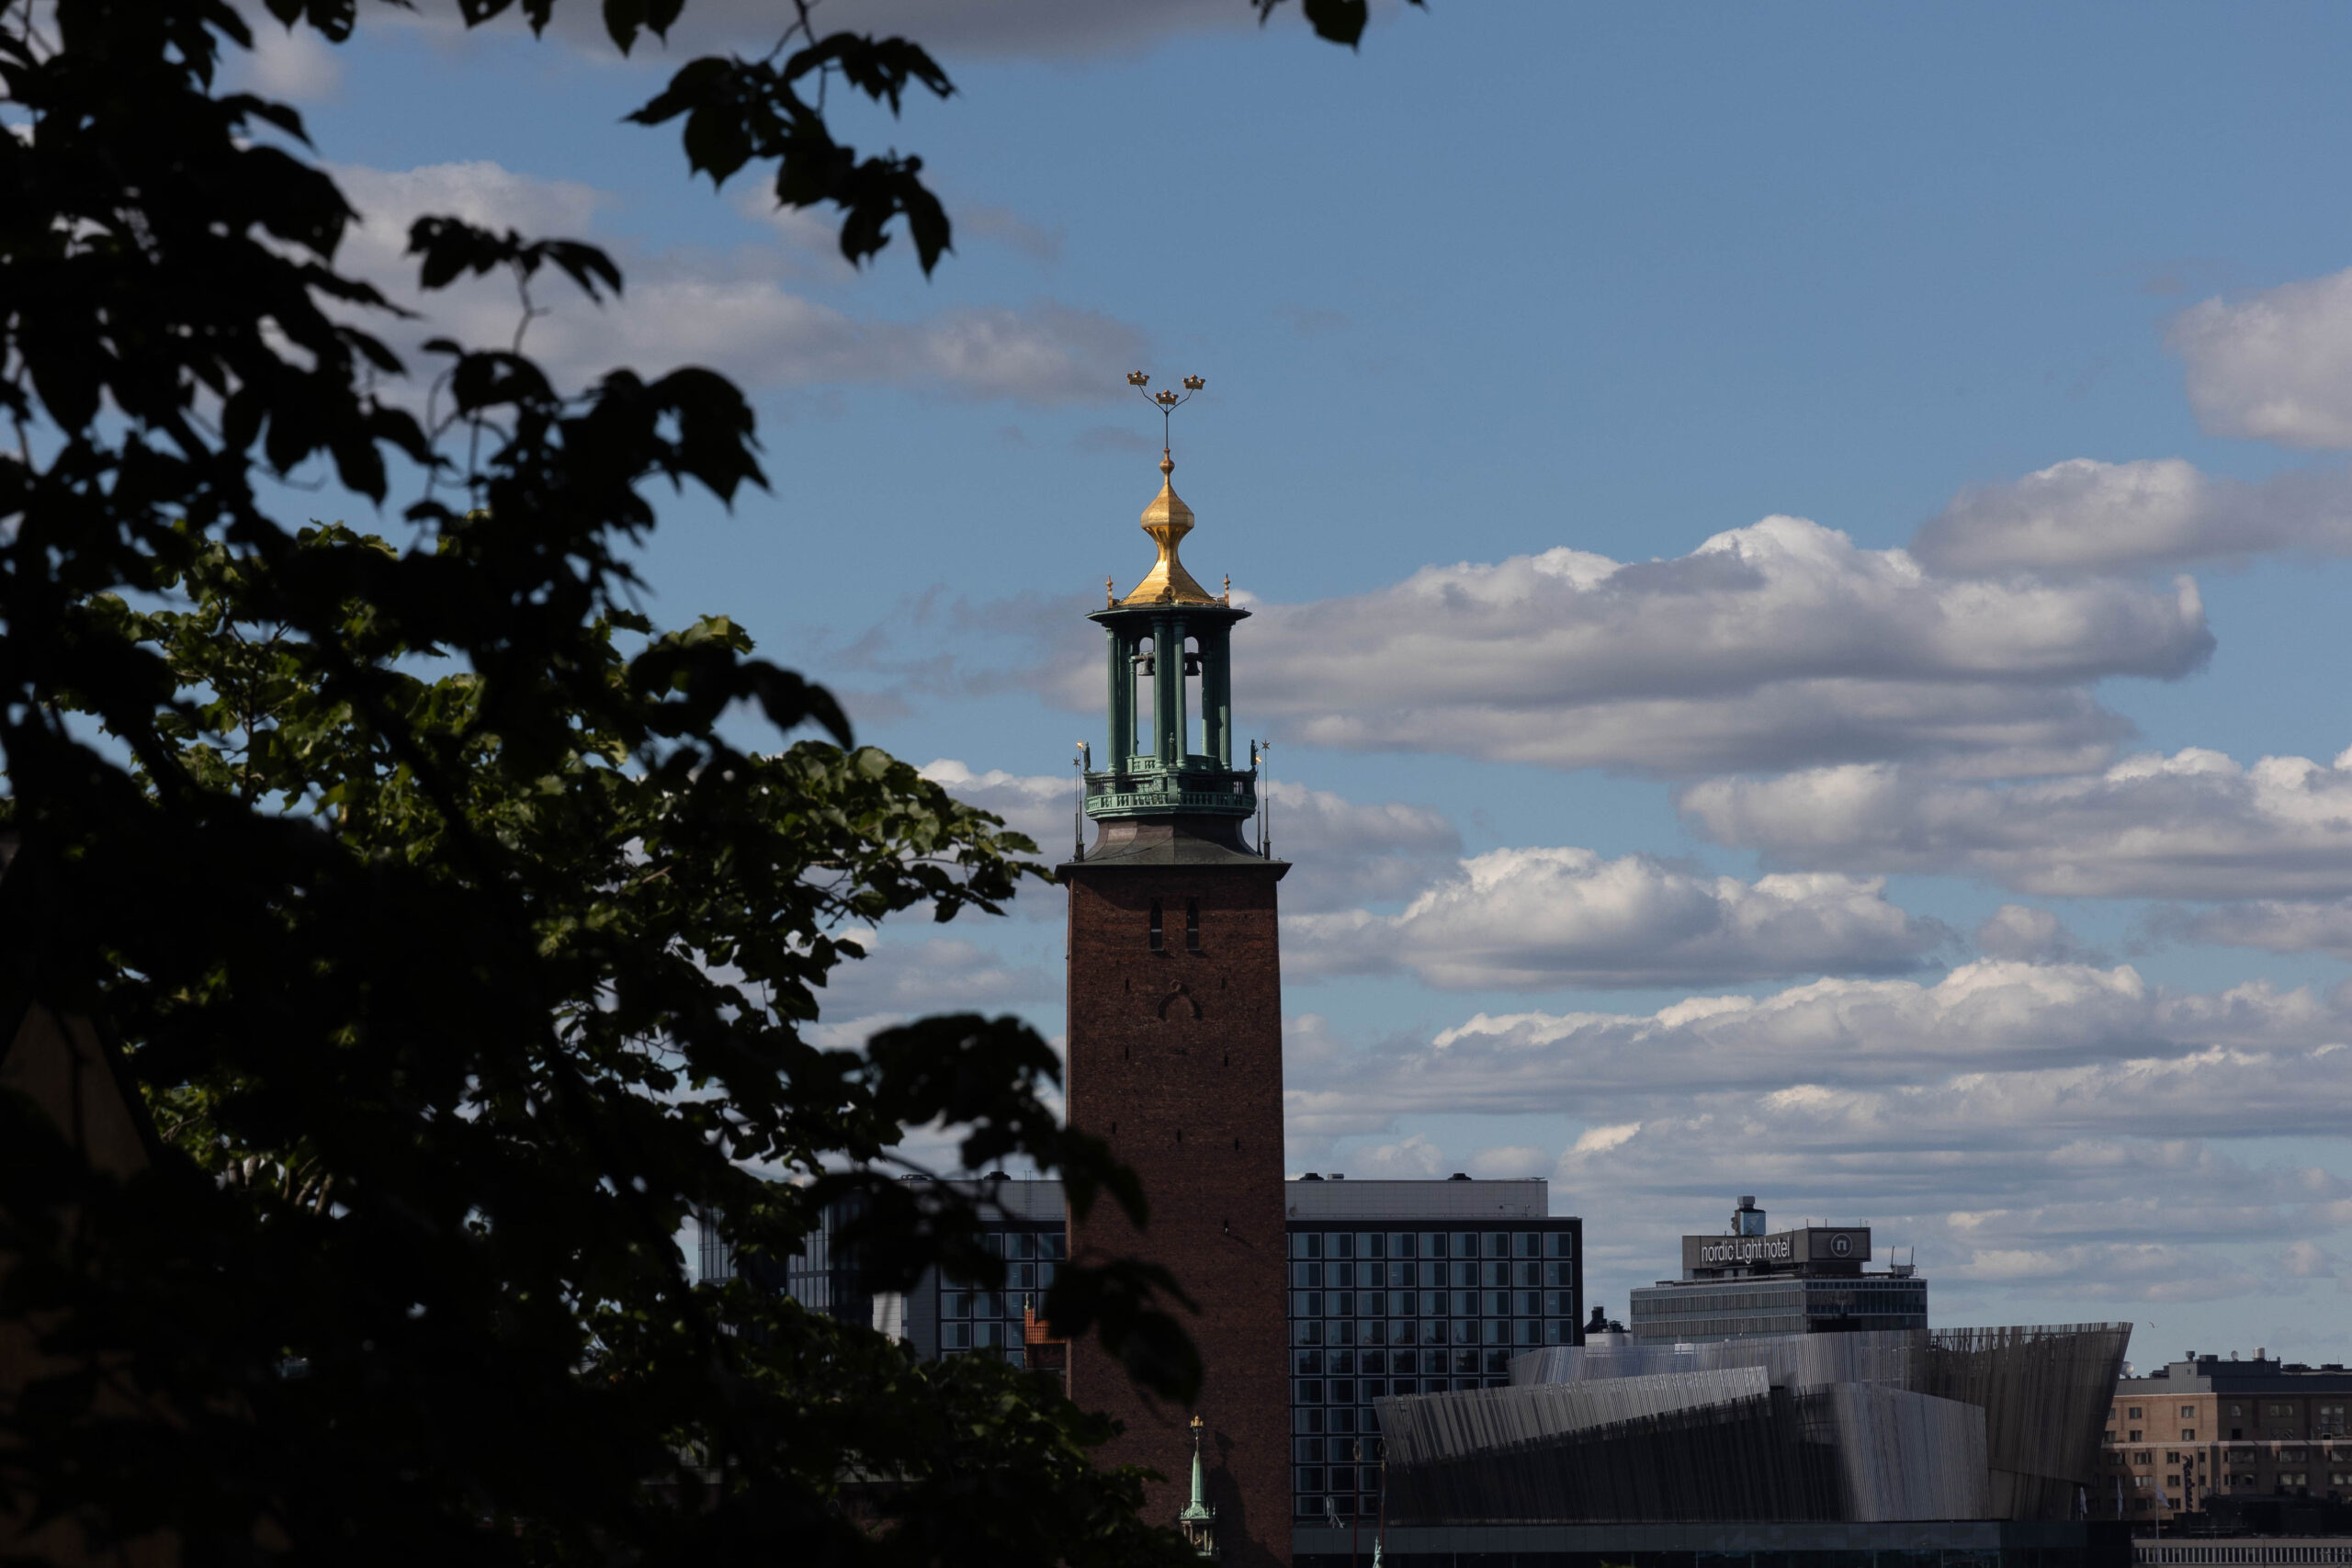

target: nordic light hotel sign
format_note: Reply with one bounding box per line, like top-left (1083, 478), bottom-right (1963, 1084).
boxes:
top-left (1683, 1228), bottom-right (1869, 1273)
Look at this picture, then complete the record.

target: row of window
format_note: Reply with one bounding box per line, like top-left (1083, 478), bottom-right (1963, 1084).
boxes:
top-left (1290, 1230), bottom-right (1573, 1261)
top-left (941, 1230), bottom-right (1067, 1288)
top-left (2112, 1445), bottom-right (2350, 1462)
top-left (1293, 1289), bottom-right (1574, 1318)
top-left (942, 1321), bottom-right (1033, 1349)
top-left (1802, 1294), bottom-right (1926, 1314)
top-left (1294, 1465), bottom-right (1384, 1501)
top-left (1293, 1259), bottom-right (1575, 1290)
top-left (1293, 1437), bottom-right (1394, 1464)
top-left (1295, 1348), bottom-right (1521, 1378)
top-left (1626, 1314), bottom-right (1924, 1342)
top-left (1295, 1377), bottom-right (1421, 1404)
top-left (1634, 1290), bottom-right (1924, 1317)
top-left (1294, 1383), bottom-right (1504, 1434)
top-left (1295, 1406), bottom-right (1377, 1436)
top-left (1629, 1290), bottom-right (1802, 1314)
top-left (2120, 1402), bottom-right (2352, 1421)
top-left (1625, 1317), bottom-right (1806, 1340)
top-left (1295, 1348), bottom-right (1454, 1376)
top-left (1293, 1317), bottom-right (1575, 1348)
top-left (942, 1284), bottom-right (1054, 1319)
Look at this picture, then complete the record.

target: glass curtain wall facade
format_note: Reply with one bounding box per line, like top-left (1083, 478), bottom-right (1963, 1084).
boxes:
top-left (1287, 1218), bottom-right (1583, 1524)
top-left (1630, 1277), bottom-right (1929, 1342)
top-left (933, 1223), bottom-right (1068, 1365)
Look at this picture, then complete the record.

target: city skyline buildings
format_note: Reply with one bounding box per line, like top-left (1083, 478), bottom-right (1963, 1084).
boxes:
top-left (234, 4), bottom-right (2352, 1354)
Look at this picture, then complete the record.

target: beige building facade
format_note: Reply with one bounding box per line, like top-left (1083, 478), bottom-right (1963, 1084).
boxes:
top-left (2100, 1354), bottom-right (2352, 1524)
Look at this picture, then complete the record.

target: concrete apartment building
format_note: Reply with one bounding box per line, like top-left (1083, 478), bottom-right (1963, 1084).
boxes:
top-left (2098, 1353), bottom-right (2352, 1524)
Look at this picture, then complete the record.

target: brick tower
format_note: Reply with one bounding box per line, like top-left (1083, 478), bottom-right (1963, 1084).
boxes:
top-left (1061, 440), bottom-right (1289, 1567)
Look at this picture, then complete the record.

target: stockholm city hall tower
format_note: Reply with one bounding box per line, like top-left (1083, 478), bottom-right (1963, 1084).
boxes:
top-left (1061, 378), bottom-right (1290, 1567)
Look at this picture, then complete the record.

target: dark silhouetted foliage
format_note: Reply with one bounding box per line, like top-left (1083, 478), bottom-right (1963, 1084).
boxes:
top-left (0, 0), bottom-right (1389, 1560)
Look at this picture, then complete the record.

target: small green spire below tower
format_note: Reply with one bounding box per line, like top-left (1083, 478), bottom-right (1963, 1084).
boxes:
top-left (1178, 1413), bottom-right (1218, 1559)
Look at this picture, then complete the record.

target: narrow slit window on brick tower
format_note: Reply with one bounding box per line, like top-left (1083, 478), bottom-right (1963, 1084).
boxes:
top-left (1149, 899), bottom-right (1164, 951)
top-left (1185, 897), bottom-right (1201, 951)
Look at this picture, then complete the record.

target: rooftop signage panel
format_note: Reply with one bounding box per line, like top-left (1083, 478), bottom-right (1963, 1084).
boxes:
top-left (1682, 1227), bottom-right (1871, 1272)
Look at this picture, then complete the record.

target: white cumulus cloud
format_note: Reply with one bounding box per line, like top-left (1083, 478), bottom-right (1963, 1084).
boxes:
top-left (1913, 457), bottom-right (2352, 576)
top-left (1327, 1132), bottom-right (1446, 1179)
top-left (238, 16), bottom-right (344, 100)
top-left (2172, 266), bottom-right (2352, 449)
top-left (1285, 847), bottom-right (1950, 988)
top-left (917, 760), bottom-right (1079, 852)
top-left (1973, 905), bottom-right (2093, 965)
top-left (1283, 971), bottom-right (2352, 1318)
top-left (1542, 1087), bottom-right (2345, 1309)
top-left (1680, 746), bottom-right (2352, 899)
top-left (1045, 514), bottom-right (2213, 779)
top-left (2174, 897), bottom-right (2352, 958)
top-left (804, 928), bottom-right (1057, 1049)
top-left (1283, 964), bottom-right (2342, 1138)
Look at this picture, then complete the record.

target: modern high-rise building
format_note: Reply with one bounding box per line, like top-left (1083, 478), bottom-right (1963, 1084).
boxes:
top-left (1059, 446), bottom-right (1291, 1567)
top-left (1283, 1175), bottom-right (1583, 1529)
top-left (1629, 1195), bottom-right (1927, 1343)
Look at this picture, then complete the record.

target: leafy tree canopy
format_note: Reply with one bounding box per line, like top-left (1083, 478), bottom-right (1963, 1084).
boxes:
top-left (0, 0), bottom-right (1399, 1560)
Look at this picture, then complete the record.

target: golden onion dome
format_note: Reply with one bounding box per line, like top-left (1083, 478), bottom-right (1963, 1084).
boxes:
top-left (1121, 453), bottom-right (1220, 606)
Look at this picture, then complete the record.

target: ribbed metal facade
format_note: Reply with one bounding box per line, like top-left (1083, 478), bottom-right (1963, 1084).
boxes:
top-left (1376, 1324), bottom-right (2128, 1527)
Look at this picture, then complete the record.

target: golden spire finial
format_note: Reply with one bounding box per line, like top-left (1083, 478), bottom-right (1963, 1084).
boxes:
top-left (1116, 375), bottom-right (1216, 607)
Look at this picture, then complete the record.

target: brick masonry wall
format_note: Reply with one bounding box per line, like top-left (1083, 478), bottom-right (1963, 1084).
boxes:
top-left (1063, 862), bottom-right (1291, 1568)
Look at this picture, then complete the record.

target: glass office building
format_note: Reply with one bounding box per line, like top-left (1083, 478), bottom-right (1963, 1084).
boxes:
top-left (1283, 1176), bottom-right (1584, 1525)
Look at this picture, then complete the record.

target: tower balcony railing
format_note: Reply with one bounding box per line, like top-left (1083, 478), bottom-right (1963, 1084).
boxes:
top-left (1084, 761), bottom-right (1256, 818)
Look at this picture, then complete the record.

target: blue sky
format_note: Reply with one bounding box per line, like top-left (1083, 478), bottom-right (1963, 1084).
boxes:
top-left (240, 0), bottom-right (2352, 1363)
